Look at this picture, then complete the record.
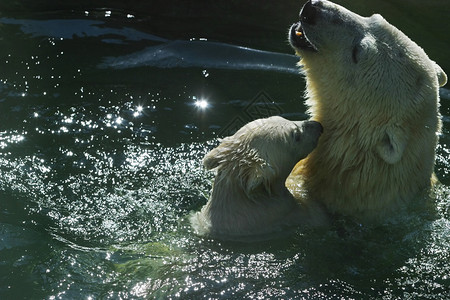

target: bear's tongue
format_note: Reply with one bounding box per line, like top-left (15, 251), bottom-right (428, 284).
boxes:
top-left (290, 23), bottom-right (317, 52)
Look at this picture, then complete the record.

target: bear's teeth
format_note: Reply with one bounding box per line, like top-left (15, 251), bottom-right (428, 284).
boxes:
top-left (296, 31), bottom-right (303, 37)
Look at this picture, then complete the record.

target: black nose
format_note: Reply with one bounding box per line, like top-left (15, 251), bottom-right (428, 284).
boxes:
top-left (300, 0), bottom-right (320, 25)
top-left (304, 120), bottom-right (323, 134)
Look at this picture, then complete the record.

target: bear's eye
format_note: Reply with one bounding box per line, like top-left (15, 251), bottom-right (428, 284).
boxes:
top-left (352, 45), bottom-right (359, 64)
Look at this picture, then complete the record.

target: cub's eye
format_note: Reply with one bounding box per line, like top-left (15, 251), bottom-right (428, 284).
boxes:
top-left (352, 45), bottom-right (359, 64)
top-left (293, 129), bottom-right (302, 142)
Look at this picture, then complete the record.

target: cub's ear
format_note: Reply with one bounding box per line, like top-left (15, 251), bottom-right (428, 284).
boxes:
top-left (203, 150), bottom-right (221, 170)
top-left (202, 137), bottom-right (236, 170)
top-left (435, 62), bottom-right (447, 87)
top-left (203, 136), bottom-right (277, 196)
top-left (376, 126), bottom-right (407, 164)
top-left (238, 149), bottom-right (277, 196)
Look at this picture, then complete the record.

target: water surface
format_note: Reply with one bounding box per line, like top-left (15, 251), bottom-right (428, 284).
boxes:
top-left (0, 2), bottom-right (449, 299)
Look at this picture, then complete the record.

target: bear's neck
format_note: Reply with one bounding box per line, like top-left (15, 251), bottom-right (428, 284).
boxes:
top-left (296, 84), bottom-right (435, 220)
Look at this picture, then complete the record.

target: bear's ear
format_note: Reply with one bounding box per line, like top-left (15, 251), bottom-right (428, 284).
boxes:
top-left (434, 62), bottom-right (447, 87)
top-left (376, 127), bottom-right (407, 164)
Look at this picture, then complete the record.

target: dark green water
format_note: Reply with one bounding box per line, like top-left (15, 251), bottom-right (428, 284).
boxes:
top-left (0, 1), bottom-right (449, 299)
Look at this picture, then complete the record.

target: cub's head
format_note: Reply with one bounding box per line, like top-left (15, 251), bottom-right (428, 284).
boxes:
top-left (203, 116), bottom-right (322, 195)
top-left (288, 0), bottom-right (447, 108)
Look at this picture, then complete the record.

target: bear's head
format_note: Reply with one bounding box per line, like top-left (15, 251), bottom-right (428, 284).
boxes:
top-left (203, 116), bottom-right (322, 195)
top-left (288, 0), bottom-right (447, 165)
top-left (289, 0), bottom-right (447, 90)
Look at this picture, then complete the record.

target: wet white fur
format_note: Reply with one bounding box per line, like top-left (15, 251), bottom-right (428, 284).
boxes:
top-left (191, 116), bottom-right (327, 239)
top-left (289, 0), bottom-right (447, 220)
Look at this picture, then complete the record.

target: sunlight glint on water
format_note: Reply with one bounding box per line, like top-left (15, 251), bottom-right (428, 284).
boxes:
top-left (0, 5), bottom-right (449, 299)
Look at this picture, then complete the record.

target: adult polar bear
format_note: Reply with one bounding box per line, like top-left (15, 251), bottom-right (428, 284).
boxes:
top-left (288, 0), bottom-right (447, 220)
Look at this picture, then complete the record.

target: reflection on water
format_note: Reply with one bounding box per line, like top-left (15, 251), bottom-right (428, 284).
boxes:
top-left (0, 4), bottom-right (449, 300)
top-left (0, 131), bottom-right (25, 149)
top-left (0, 17), bottom-right (166, 43)
top-left (100, 40), bottom-right (300, 74)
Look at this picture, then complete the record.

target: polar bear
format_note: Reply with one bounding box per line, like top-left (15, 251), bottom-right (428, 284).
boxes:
top-left (288, 0), bottom-right (448, 220)
top-left (190, 116), bottom-right (327, 239)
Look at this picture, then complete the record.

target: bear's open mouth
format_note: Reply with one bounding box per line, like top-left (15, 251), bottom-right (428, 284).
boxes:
top-left (289, 0), bottom-right (319, 52)
top-left (289, 23), bottom-right (317, 52)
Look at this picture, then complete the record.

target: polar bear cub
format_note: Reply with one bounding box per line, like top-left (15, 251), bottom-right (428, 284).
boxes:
top-left (190, 116), bottom-right (326, 239)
